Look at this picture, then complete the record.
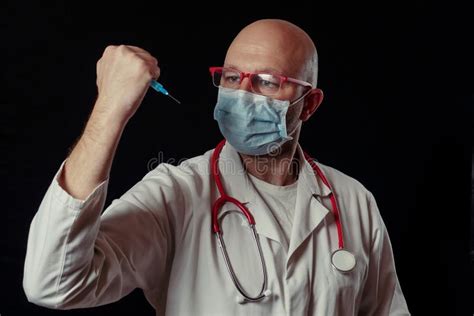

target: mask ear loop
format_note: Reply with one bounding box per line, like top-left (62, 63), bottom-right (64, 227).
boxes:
top-left (286, 120), bottom-right (302, 139)
top-left (289, 87), bottom-right (313, 106)
top-left (286, 88), bottom-right (308, 137)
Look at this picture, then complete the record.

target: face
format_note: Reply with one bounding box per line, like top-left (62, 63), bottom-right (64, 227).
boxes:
top-left (223, 24), bottom-right (323, 136)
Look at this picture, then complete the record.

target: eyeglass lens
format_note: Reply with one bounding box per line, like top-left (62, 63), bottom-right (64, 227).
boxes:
top-left (212, 69), bottom-right (282, 96)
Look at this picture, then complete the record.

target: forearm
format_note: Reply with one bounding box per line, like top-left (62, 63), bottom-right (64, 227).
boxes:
top-left (60, 100), bottom-right (127, 200)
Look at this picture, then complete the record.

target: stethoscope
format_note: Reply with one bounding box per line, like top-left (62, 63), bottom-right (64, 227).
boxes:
top-left (211, 140), bottom-right (356, 304)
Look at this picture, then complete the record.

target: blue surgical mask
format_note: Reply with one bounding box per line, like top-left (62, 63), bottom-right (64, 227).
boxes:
top-left (214, 87), bottom-right (298, 156)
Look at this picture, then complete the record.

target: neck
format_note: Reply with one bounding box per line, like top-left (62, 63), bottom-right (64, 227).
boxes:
top-left (240, 129), bottom-right (301, 186)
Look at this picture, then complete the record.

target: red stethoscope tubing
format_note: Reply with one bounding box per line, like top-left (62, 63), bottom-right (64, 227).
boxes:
top-left (302, 151), bottom-right (345, 249)
top-left (211, 139), bottom-right (345, 249)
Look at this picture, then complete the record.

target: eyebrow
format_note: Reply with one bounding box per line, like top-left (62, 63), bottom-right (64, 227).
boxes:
top-left (224, 64), bottom-right (285, 76)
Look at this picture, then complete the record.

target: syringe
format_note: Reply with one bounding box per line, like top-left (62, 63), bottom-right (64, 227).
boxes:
top-left (150, 80), bottom-right (181, 104)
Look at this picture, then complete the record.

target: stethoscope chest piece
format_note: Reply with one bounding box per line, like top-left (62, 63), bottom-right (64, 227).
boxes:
top-left (331, 249), bottom-right (356, 272)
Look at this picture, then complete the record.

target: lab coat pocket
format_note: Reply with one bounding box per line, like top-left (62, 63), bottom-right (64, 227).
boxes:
top-left (321, 255), bottom-right (367, 315)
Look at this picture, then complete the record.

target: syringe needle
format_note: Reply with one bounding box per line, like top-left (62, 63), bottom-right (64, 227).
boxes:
top-left (150, 80), bottom-right (181, 104)
top-left (167, 93), bottom-right (181, 104)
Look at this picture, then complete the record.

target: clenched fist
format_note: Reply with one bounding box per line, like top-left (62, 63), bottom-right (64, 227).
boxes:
top-left (94, 45), bottom-right (160, 123)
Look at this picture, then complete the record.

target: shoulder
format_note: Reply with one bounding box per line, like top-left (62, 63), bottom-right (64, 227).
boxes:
top-left (141, 147), bottom-right (215, 191)
top-left (315, 161), bottom-right (372, 200)
top-left (314, 161), bottom-right (382, 226)
top-left (118, 148), bottom-right (215, 212)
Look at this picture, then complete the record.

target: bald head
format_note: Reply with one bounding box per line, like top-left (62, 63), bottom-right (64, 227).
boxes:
top-left (225, 19), bottom-right (318, 86)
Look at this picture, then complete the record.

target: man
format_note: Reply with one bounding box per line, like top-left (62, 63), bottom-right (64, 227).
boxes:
top-left (23, 19), bottom-right (410, 315)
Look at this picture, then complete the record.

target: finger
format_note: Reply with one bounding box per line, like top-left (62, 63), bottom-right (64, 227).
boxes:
top-left (147, 62), bottom-right (161, 79)
top-left (125, 45), bottom-right (155, 58)
top-left (133, 52), bottom-right (158, 66)
top-left (116, 45), bottom-right (158, 65)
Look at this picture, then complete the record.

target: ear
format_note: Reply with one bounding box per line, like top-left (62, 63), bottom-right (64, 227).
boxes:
top-left (299, 88), bottom-right (324, 121)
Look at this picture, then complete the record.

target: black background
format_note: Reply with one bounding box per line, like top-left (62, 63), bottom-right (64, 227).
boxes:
top-left (1, 2), bottom-right (472, 315)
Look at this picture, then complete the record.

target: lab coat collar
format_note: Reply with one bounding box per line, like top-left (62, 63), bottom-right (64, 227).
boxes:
top-left (218, 143), bottom-right (285, 245)
top-left (217, 142), bottom-right (333, 259)
top-left (296, 144), bottom-right (332, 198)
top-left (286, 145), bottom-right (332, 266)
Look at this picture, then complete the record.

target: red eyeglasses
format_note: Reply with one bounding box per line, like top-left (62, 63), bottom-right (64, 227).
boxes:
top-left (209, 66), bottom-right (312, 97)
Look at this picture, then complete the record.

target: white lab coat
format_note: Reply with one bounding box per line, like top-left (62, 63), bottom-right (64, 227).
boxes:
top-left (23, 142), bottom-right (410, 315)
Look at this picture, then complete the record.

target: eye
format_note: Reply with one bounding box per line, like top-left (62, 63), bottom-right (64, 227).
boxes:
top-left (255, 74), bottom-right (280, 90)
top-left (222, 71), bottom-right (241, 85)
top-left (258, 79), bottom-right (278, 88)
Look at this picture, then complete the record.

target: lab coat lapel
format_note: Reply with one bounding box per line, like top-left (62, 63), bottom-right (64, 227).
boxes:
top-left (219, 143), bottom-right (287, 245)
top-left (287, 145), bottom-right (332, 266)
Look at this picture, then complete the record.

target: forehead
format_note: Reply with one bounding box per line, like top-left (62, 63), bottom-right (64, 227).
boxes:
top-left (224, 40), bottom-right (304, 78)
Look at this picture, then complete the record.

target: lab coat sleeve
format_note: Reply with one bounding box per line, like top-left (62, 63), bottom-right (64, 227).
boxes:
top-left (23, 160), bottom-right (176, 309)
top-left (358, 192), bottom-right (410, 316)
